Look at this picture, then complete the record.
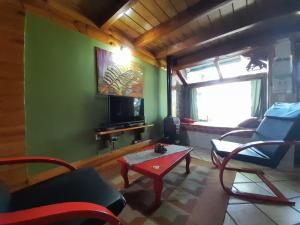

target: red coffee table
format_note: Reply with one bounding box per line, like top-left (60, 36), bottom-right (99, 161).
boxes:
top-left (117, 145), bottom-right (193, 206)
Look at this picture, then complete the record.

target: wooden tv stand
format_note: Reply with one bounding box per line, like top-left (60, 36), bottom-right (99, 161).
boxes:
top-left (95, 124), bottom-right (154, 148)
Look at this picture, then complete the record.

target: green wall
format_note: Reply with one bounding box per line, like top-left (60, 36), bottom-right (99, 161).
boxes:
top-left (25, 13), bottom-right (167, 174)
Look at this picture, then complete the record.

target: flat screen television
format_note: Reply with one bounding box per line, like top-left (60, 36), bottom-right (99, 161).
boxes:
top-left (108, 95), bottom-right (144, 126)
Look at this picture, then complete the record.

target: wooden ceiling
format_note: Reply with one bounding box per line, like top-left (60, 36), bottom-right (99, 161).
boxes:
top-left (23, 0), bottom-right (300, 68)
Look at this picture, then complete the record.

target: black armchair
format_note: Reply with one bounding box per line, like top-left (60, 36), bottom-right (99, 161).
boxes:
top-left (211, 102), bottom-right (300, 205)
top-left (0, 156), bottom-right (126, 225)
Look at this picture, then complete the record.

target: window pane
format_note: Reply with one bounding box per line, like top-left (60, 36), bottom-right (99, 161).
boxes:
top-left (181, 55), bottom-right (268, 84)
top-left (197, 81), bottom-right (252, 127)
top-left (181, 60), bottom-right (219, 84)
top-left (172, 74), bottom-right (182, 117)
top-left (172, 89), bottom-right (177, 117)
top-left (219, 56), bottom-right (268, 78)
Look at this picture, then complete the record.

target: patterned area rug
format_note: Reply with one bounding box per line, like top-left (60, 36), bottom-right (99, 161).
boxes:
top-left (101, 158), bottom-right (235, 225)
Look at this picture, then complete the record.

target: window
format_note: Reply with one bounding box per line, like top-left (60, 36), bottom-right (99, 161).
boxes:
top-left (181, 59), bottom-right (219, 83)
top-left (172, 75), bottom-right (183, 117)
top-left (181, 55), bottom-right (268, 84)
top-left (196, 81), bottom-right (253, 127)
top-left (182, 61), bottom-right (219, 83)
top-left (183, 53), bottom-right (268, 126)
top-left (219, 56), bottom-right (267, 78)
top-left (172, 88), bottom-right (177, 117)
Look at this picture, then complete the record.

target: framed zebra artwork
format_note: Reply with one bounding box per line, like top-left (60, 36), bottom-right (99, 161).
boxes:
top-left (96, 47), bottom-right (144, 97)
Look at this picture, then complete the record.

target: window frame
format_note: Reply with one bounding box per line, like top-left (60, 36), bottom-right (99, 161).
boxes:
top-left (188, 72), bottom-right (266, 89)
top-left (187, 72), bottom-right (268, 126)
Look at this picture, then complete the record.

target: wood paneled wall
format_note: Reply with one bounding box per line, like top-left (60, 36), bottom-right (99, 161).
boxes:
top-left (0, 0), bottom-right (27, 191)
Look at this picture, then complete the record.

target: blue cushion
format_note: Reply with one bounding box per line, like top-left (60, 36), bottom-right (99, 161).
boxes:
top-left (265, 102), bottom-right (300, 120)
top-left (211, 139), bottom-right (273, 167)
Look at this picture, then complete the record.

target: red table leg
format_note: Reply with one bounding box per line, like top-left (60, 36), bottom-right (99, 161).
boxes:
top-left (185, 153), bottom-right (191, 174)
top-left (120, 163), bottom-right (129, 188)
top-left (153, 178), bottom-right (163, 206)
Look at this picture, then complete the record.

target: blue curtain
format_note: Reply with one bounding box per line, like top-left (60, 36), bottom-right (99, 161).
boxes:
top-left (190, 88), bottom-right (199, 120)
top-left (251, 78), bottom-right (266, 118)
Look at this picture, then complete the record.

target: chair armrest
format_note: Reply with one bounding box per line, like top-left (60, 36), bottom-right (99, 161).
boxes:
top-left (0, 156), bottom-right (76, 171)
top-left (239, 140), bottom-right (300, 151)
top-left (219, 140), bottom-right (300, 193)
top-left (224, 140), bottom-right (300, 161)
top-left (0, 202), bottom-right (122, 225)
top-left (220, 129), bottom-right (256, 140)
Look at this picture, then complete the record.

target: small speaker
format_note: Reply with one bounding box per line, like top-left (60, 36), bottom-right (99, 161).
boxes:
top-left (163, 116), bottom-right (180, 144)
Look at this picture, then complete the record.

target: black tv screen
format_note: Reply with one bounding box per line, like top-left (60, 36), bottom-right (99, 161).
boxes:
top-left (109, 96), bottom-right (144, 125)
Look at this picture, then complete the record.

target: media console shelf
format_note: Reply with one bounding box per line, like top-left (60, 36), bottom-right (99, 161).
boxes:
top-left (95, 124), bottom-right (154, 149)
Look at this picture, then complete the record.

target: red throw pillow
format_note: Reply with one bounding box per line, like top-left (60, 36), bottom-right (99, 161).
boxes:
top-left (181, 118), bottom-right (196, 124)
top-left (238, 117), bottom-right (260, 128)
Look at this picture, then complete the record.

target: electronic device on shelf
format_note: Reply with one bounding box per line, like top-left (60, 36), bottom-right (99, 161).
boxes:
top-left (108, 95), bottom-right (145, 127)
top-left (94, 96), bottom-right (148, 148)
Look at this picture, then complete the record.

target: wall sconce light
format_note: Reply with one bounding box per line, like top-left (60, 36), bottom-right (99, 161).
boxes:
top-left (112, 46), bottom-right (132, 66)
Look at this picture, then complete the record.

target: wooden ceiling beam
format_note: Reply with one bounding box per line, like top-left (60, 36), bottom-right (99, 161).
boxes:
top-left (96, 0), bottom-right (132, 27)
top-left (156, 1), bottom-right (300, 59)
top-left (173, 12), bottom-right (300, 70)
top-left (175, 70), bottom-right (187, 86)
top-left (22, 0), bottom-right (164, 67)
top-left (100, 0), bottom-right (138, 31)
top-left (133, 0), bottom-right (233, 47)
top-left (23, 0), bottom-right (98, 27)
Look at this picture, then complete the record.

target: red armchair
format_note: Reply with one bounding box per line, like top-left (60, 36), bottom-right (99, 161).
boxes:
top-left (0, 156), bottom-right (125, 225)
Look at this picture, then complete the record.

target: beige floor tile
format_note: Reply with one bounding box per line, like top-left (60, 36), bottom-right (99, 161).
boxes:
top-left (241, 172), bottom-right (263, 182)
top-left (227, 204), bottom-right (275, 225)
top-left (227, 160), bottom-right (254, 168)
top-left (291, 196), bottom-right (300, 212)
top-left (234, 173), bottom-right (253, 183)
top-left (275, 180), bottom-right (300, 194)
top-left (264, 170), bottom-right (300, 182)
top-left (271, 181), bottom-right (300, 198)
top-left (229, 185), bottom-right (249, 205)
top-left (231, 185), bottom-right (238, 191)
top-left (233, 183), bottom-right (273, 196)
top-left (256, 181), bottom-right (300, 198)
top-left (223, 213), bottom-right (237, 225)
top-left (264, 174), bottom-right (285, 182)
top-left (256, 203), bottom-right (300, 225)
top-left (229, 196), bottom-right (250, 204)
top-left (227, 160), bottom-right (267, 170)
top-left (254, 182), bottom-right (281, 197)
